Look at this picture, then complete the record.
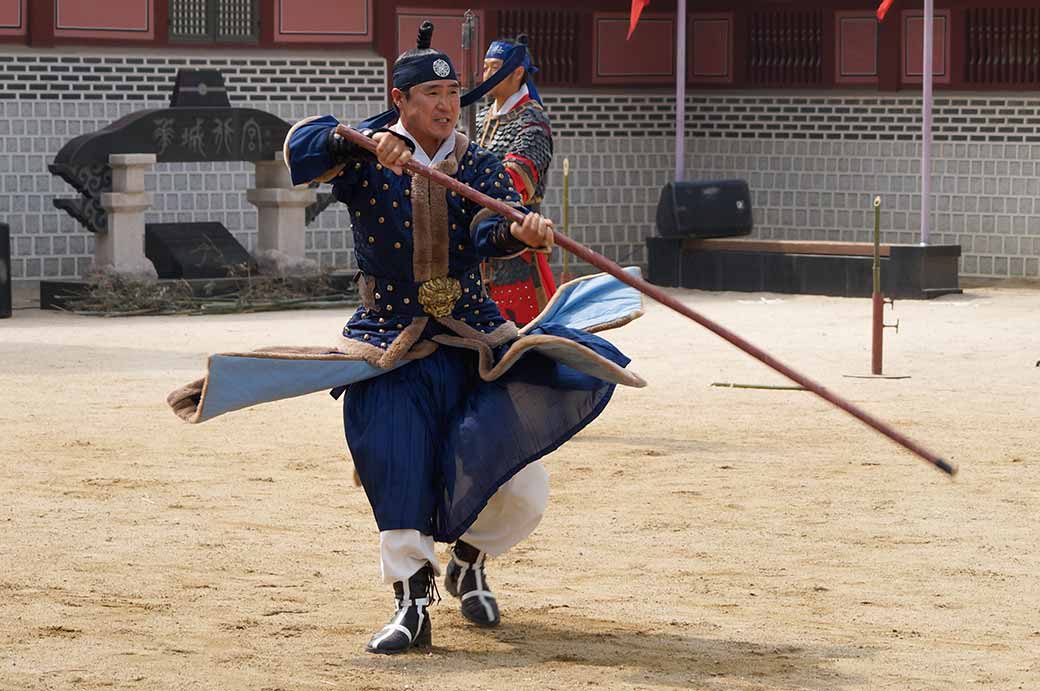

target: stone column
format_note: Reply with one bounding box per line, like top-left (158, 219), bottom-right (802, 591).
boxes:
top-left (247, 152), bottom-right (318, 275)
top-left (97, 154), bottom-right (157, 279)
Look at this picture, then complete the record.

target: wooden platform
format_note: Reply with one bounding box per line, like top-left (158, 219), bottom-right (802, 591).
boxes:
top-left (647, 237), bottom-right (961, 299)
top-left (683, 238), bottom-right (892, 257)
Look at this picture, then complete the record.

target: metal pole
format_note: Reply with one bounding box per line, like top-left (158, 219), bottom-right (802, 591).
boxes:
top-left (921, 0), bottom-right (933, 245)
top-left (675, 0), bottom-right (687, 182)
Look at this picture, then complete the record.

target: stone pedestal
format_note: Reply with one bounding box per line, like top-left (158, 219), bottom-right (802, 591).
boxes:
top-left (247, 152), bottom-right (317, 274)
top-left (96, 153), bottom-right (157, 279)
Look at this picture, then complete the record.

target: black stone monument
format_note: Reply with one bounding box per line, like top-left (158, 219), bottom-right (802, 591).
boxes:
top-left (42, 70), bottom-right (336, 309)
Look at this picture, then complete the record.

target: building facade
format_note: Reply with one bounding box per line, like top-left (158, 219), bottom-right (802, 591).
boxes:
top-left (4, 0), bottom-right (1040, 284)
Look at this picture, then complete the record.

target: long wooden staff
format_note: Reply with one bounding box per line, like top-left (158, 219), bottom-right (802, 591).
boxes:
top-left (339, 127), bottom-right (957, 477)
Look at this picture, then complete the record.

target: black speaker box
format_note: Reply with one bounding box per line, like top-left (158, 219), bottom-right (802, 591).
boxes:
top-left (656, 179), bottom-right (753, 238)
top-left (145, 222), bottom-right (257, 280)
top-left (0, 223), bottom-right (11, 318)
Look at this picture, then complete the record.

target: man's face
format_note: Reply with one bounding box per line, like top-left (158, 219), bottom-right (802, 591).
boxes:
top-left (483, 58), bottom-right (524, 100)
top-left (394, 79), bottom-right (461, 143)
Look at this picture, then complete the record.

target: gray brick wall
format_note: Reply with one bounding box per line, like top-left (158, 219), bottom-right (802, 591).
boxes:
top-left (2, 50), bottom-right (386, 280)
top-left (7, 98), bottom-right (381, 280)
top-left (538, 92), bottom-right (1040, 280)
top-left (681, 137), bottom-right (1040, 279)
top-left (538, 137), bottom-right (674, 273)
top-left (547, 92), bottom-right (1040, 143)
top-left (4, 46), bottom-right (1040, 283)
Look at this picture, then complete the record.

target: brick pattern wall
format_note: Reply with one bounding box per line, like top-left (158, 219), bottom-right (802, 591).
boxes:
top-left (538, 137), bottom-right (674, 272)
top-left (3, 51), bottom-right (386, 280)
top-left (3, 46), bottom-right (1040, 283)
top-left (687, 138), bottom-right (1040, 278)
top-left (0, 53), bottom-right (385, 102)
top-left (544, 93), bottom-right (1040, 143)
top-left (539, 92), bottom-right (1040, 280)
top-left (538, 134), bottom-right (1040, 280)
top-left (7, 98), bottom-right (382, 281)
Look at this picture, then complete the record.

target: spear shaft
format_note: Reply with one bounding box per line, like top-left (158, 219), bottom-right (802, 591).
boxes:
top-left (338, 126), bottom-right (956, 477)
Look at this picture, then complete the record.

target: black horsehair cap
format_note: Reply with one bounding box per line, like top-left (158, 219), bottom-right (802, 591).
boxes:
top-left (396, 21), bottom-right (438, 65)
top-left (392, 21), bottom-right (459, 90)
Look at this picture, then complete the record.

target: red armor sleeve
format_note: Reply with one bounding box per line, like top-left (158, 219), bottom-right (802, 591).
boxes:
top-left (504, 166), bottom-right (530, 204)
top-left (504, 153), bottom-right (540, 185)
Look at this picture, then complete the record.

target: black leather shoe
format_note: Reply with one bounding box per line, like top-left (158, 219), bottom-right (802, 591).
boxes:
top-left (366, 563), bottom-right (435, 654)
top-left (444, 540), bottom-right (500, 628)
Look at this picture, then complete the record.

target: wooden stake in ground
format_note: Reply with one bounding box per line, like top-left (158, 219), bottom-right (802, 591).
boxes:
top-left (560, 157), bottom-right (573, 284)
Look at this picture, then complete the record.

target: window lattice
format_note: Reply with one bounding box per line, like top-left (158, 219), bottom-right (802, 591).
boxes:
top-left (170, 0), bottom-right (210, 41)
top-left (496, 10), bottom-right (580, 86)
top-left (215, 0), bottom-right (258, 42)
top-left (966, 7), bottom-right (1040, 86)
top-left (748, 9), bottom-right (824, 86)
top-left (170, 0), bottom-right (258, 43)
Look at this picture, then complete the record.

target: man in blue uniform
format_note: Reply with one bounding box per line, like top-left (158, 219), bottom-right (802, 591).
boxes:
top-left (284, 23), bottom-right (641, 655)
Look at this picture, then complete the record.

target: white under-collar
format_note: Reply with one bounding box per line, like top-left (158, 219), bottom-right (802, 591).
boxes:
top-left (390, 121), bottom-right (455, 167)
top-left (490, 83), bottom-right (529, 117)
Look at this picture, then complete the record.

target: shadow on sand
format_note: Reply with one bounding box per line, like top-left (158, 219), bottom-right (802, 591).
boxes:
top-left (349, 608), bottom-right (867, 690)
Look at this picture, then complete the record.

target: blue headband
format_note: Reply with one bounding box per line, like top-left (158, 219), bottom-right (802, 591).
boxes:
top-left (392, 51), bottom-right (459, 91)
top-left (485, 40), bottom-right (542, 105)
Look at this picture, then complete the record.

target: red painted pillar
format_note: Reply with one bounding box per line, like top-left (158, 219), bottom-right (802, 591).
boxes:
top-left (877, 3), bottom-right (900, 91)
top-left (576, 8), bottom-right (594, 89)
top-left (373, 0), bottom-right (397, 104)
top-left (820, 5), bottom-right (836, 88)
top-left (27, 0), bottom-right (55, 46)
top-left (259, 0), bottom-right (275, 48)
top-left (154, 0), bottom-right (169, 45)
top-left (731, 0), bottom-right (750, 87)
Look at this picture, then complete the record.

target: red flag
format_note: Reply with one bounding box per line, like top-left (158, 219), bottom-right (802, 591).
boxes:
top-left (627, 0), bottom-right (651, 40)
top-left (876, 0), bottom-right (895, 21)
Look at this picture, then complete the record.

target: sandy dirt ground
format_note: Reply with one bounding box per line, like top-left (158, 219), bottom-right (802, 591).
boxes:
top-left (1, 283), bottom-right (1038, 691)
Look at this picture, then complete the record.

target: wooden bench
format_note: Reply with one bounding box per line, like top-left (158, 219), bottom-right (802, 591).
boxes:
top-left (647, 236), bottom-right (961, 299)
top-left (683, 238), bottom-right (891, 258)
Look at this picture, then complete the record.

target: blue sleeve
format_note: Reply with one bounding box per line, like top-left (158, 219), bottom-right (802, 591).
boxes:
top-left (472, 212), bottom-right (529, 257)
top-left (285, 115), bottom-right (340, 186)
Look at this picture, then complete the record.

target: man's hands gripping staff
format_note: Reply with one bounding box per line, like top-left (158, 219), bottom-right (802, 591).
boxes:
top-left (330, 125), bottom-right (413, 174)
top-left (343, 126), bottom-right (415, 175)
top-left (509, 212), bottom-right (554, 252)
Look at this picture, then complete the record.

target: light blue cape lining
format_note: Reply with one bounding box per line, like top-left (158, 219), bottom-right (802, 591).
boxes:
top-left (174, 268), bottom-right (644, 424)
